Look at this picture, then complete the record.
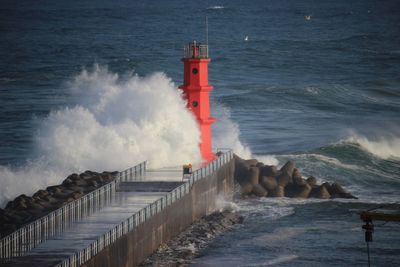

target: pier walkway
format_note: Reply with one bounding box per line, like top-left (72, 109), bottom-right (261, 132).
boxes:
top-left (0, 151), bottom-right (234, 267)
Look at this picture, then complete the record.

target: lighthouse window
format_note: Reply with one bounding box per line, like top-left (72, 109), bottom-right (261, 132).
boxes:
top-left (192, 68), bottom-right (198, 74)
top-left (192, 101), bottom-right (198, 107)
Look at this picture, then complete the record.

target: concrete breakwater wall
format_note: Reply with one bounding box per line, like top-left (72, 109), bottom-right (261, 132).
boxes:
top-left (81, 157), bottom-right (235, 267)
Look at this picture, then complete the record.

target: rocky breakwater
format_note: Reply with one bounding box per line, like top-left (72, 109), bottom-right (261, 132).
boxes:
top-left (234, 154), bottom-right (357, 199)
top-left (140, 211), bottom-right (243, 267)
top-left (0, 170), bottom-right (117, 238)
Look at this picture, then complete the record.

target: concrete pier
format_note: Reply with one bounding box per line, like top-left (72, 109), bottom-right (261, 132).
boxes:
top-left (1, 152), bottom-right (234, 267)
top-left (82, 159), bottom-right (234, 267)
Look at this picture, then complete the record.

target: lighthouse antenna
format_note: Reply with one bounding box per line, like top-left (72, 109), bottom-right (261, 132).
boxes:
top-left (205, 16), bottom-right (209, 57)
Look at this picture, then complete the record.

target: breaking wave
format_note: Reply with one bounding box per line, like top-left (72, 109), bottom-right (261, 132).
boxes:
top-left (0, 65), bottom-right (252, 207)
top-left (344, 134), bottom-right (400, 160)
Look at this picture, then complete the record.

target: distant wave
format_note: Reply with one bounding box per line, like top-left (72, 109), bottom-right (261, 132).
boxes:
top-left (344, 134), bottom-right (400, 160)
top-left (292, 153), bottom-right (361, 171)
top-left (207, 6), bottom-right (224, 10)
top-left (263, 255), bottom-right (299, 266)
top-left (0, 77), bottom-right (18, 83)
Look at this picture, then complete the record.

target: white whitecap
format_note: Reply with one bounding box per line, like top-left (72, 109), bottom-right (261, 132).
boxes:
top-left (344, 134), bottom-right (400, 160)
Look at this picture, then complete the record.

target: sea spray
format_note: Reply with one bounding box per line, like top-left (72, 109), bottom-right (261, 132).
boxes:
top-left (212, 102), bottom-right (252, 159)
top-left (0, 66), bottom-right (202, 206)
top-left (35, 65), bottom-right (202, 170)
top-left (0, 65), bottom-right (255, 207)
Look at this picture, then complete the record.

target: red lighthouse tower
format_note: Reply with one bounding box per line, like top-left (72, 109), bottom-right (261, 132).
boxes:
top-left (179, 41), bottom-right (216, 162)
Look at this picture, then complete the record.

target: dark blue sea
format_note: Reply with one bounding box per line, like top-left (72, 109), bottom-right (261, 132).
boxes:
top-left (1, 0), bottom-right (400, 266)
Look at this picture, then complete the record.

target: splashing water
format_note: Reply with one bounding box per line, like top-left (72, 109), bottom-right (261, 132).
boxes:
top-left (212, 103), bottom-right (252, 159)
top-left (0, 65), bottom-right (254, 207)
top-left (344, 134), bottom-right (400, 160)
top-left (1, 66), bottom-right (203, 206)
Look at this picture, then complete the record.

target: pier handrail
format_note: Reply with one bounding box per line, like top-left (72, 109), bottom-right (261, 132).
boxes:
top-left (55, 150), bottom-right (233, 267)
top-left (0, 161), bottom-right (147, 260)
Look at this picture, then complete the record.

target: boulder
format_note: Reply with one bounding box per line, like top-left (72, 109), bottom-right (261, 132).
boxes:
top-left (276, 172), bottom-right (292, 187)
top-left (252, 184), bottom-right (268, 197)
top-left (14, 200), bottom-right (28, 210)
top-left (42, 195), bottom-right (59, 204)
top-left (46, 185), bottom-right (62, 194)
top-left (33, 190), bottom-right (49, 199)
top-left (245, 159), bottom-right (259, 167)
top-left (13, 210), bottom-right (33, 223)
top-left (27, 202), bottom-right (45, 211)
top-left (67, 173), bottom-right (80, 181)
top-left (71, 191), bottom-right (84, 200)
top-left (260, 176), bottom-right (277, 191)
top-left (83, 185), bottom-right (98, 193)
top-left (72, 179), bottom-right (88, 187)
top-left (310, 185), bottom-right (331, 199)
top-left (65, 185), bottom-right (85, 192)
top-left (330, 182), bottom-right (357, 199)
top-left (14, 194), bottom-right (29, 203)
top-left (292, 168), bottom-right (303, 180)
top-left (322, 182), bottom-right (333, 195)
top-left (5, 200), bottom-right (14, 210)
top-left (292, 183), bottom-right (312, 198)
top-left (260, 165), bottom-right (278, 177)
top-left (101, 173), bottom-right (114, 182)
top-left (65, 197), bottom-right (75, 203)
top-left (4, 211), bottom-right (24, 225)
top-left (293, 173), bottom-right (307, 186)
top-left (62, 178), bottom-right (73, 186)
top-left (306, 176), bottom-right (317, 187)
top-left (255, 162), bottom-right (264, 168)
top-left (83, 170), bottom-right (97, 176)
top-left (248, 167), bottom-right (260, 185)
top-left (240, 183), bottom-right (253, 195)
top-left (330, 182), bottom-right (346, 195)
top-left (280, 161), bottom-right (296, 176)
top-left (61, 188), bottom-right (74, 195)
top-left (88, 180), bottom-right (99, 187)
top-left (270, 186), bottom-right (285, 197)
top-left (53, 191), bottom-right (71, 199)
top-left (36, 201), bottom-right (55, 211)
top-left (234, 154), bottom-right (251, 185)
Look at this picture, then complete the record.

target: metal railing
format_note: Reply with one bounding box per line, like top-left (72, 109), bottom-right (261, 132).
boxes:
top-left (184, 42), bottom-right (209, 59)
top-left (55, 150), bottom-right (233, 267)
top-left (0, 161), bottom-right (147, 260)
top-left (117, 161), bottom-right (147, 182)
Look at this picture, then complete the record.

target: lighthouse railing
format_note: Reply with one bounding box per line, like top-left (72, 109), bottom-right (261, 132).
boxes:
top-left (184, 43), bottom-right (209, 58)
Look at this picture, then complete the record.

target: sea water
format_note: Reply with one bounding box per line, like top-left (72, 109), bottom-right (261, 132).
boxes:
top-left (1, 0), bottom-right (399, 266)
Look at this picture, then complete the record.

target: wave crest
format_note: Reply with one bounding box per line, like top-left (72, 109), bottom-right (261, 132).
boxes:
top-left (344, 134), bottom-right (400, 160)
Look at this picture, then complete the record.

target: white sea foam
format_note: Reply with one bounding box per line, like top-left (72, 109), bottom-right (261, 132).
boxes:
top-left (254, 227), bottom-right (306, 243)
top-left (213, 103), bottom-right (252, 159)
top-left (36, 66), bottom-right (202, 170)
top-left (0, 65), bottom-right (252, 207)
top-left (212, 104), bottom-right (279, 164)
top-left (304, 153), bottom-right (360, 170)
top-left (215, 195), bottom-right (240, 213)
top-left (243, 255), bottom-right (299, 266)
top-left (255, 155), bottom-right (279, 166)
top-left (345, 134), bottom-right (400, 160)
top-left (207, 6), bottom-right (224, 9)
top-left (263, 255), bottom-right (299, 266)
top-left (239, 198), bottom-right (296, 220)
top-left (1, 66), bottom-right (201, 206)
